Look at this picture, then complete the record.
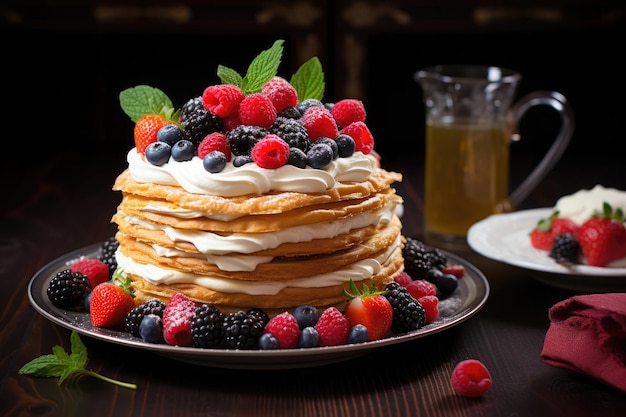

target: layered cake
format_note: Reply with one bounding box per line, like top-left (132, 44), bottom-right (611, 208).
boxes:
top-left (111, 40), bottom-right (405, 313)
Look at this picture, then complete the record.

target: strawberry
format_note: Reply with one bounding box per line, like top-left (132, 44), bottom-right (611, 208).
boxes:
top-left (342, 279), bottom-right (393, 341)
top-left (70, 258), bottom-right (110, 288)
top-left (529, 211), bottom-right (579, 251)
top-left (134, 114), bottom-right (169, 154)
top-left (162, 292), bottom-right (197, 346)
top-left (578, 202), bottom-right (626, 267)
top-left (90, 278), bottom-right (136, 328)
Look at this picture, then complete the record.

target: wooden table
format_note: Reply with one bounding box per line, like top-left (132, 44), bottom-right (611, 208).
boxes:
top-left (2, 149), bottom-right (625, 417)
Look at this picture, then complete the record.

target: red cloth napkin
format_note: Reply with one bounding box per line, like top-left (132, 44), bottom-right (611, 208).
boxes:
top-left (541, 293), bottom-right (626, 393)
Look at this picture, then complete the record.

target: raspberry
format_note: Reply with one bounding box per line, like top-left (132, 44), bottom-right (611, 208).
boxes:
top-left (162, 292), bottom-right (197, 347)
top-left (451, 359), bottom-right (492, 397)
top-left (70, 258), bottom-right (110, 288)
top-left (261, 76), bottom-right (298, 113)
top-left (406, 279), bottom-right (437, 299)
top-left (302, 106), bottom-right (339, 142)
top-left (222, 113), bottom-right (242, 132)
top-left (442, 264), bottom-right (465, 278)
top-left (202, 84), bottom-right (245, 118)
top-left (238, 93), bottom-right (277, 128)
top-left (417, 295), bottom-right (439, 323)
top-left (331, 98), bottom-right (366, 129)
top-left (339, 121), bottom-right (374, 154)
top-left (393, 271), bottom-right (413, 287)
top-left (251, 134), bottom-right (290, 169)
top-left (197, 132), bottom-right (231, 161)
top-left (314, 307), bottom-right (349, 346)
top-left (264, 312), bottom-right (301, 349)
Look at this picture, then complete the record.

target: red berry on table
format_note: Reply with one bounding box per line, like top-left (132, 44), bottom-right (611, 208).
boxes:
top-left (343, 280), bottom-right (393, 341)
top-left (251, 134), bottom-right (290, 169)
top-left (529, 211), bottom-right (579, 251)
top-left (261, 76), bottom-right (298, 113)
top-left (331, 98), bottom-right (366, 128)
top-left (314, 307), bottom-right (349, 346)
top-left (238, 93), bottom-right (277, 128)
top-left (451, 359), bottom-right (492, 397)
top-left (134, 114), bottom-right (169, 154)
top-left (264, 312), bottom-right (301, 349)
top-left (90, 282), bottom-right (136, 328)
top-left (302, 106), bottom-right (339, 142)
top-left (197, 132), bottom-right (231, 161)
top-left (578, 202), bottom-right (626, 267)
top-left (162, 292), bottom-right (197, 346)
top-left (338, 121), bottom-right (374, 154)
top-left (70, 258), bottom-right (110, 288)
top-left (202, 84), bottom-right (245, 118)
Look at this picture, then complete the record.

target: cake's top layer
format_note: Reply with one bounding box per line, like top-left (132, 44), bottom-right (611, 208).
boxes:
top-left (555, 184), bottom-right (626, 225)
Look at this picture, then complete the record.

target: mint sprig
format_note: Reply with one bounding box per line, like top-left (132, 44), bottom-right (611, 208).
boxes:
top-left (119, 85), bottom-right (179, 123)
top-left (19, 331), bottom-right (138, 390)
top-left (290, 56), bottom-right (325, 102)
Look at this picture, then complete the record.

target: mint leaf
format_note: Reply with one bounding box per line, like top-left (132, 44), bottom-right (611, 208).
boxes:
top-left (290, 57), bottom-right (325, 101)
top-left (241, 39), bottom-right (284, 94)
top-left (119, 85), bottom-right (178, 123)
top-left (19, 331), bottom-right (137, 390)
top-left (217, 65), bottom-right (243, 87)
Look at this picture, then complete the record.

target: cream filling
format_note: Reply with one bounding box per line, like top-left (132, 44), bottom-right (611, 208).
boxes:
top-left (115, 235), bottom-right (400, 295)
top-left (555, 184), bottom-right (626, 225)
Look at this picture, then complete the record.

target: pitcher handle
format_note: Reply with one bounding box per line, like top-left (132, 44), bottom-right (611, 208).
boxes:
top-left (506, 90), bottom-right (575, 210)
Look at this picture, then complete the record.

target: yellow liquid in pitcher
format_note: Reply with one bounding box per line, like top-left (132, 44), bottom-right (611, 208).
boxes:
top-left (424, 122), bottom-right (511, 242)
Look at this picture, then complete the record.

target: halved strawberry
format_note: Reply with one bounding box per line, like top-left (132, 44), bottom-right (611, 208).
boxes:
top-left (530, 211), bottom-right (579, 251)
top-left (343, 279), bottom-right (393, 341)
top-left (578, 202), bottom-right (626, 267)
top-left (134, 114), bottom-right (169, 154)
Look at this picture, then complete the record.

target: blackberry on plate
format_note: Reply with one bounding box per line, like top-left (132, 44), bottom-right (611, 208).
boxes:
top-left (47, 269), bottom-right (92, 310)
top-left (270, 117), bottom-right (310, 152)
top-left (98, 236), bottom-right (119, 278)
top-left (384, 282), bottom-right (426, 333)
top-left (402, 237), bottom-right (447, 280)
top-left (549, 233), bottom-right (580, 263)
top-left (226, 125), bottom-right (269, 156)
top-left (222, 310), bottom-right (265, 349)
top-left (125, 298), bottom-right (167, 337)
top-left (191, 304), bottom-right (225, 348)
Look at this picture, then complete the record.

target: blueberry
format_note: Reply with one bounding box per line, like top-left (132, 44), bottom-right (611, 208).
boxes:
top-left (157, 123), bottom-right (184, 146)
top-left (145, 142), bottom-right (171, 166)
top-left (315, 137), bottom-right (338, 159)
top-left (288, 147), bottom-right (307, 168)
top-left (298, 326), bottom-right (319, 348)
top-left (203, 151), bottom-right (227, 173)
top-left (335, 134), bottom-right (356, 158)
top-left (233, 155), bottom-right (253, 167)
top-left (306, 143), bottom-right (333, 169)
top-left (347, 324), bottom-right (369, 344)
top-left (171, 139), bottom-right (195, 162)
top-left (292, 304), bottom-right (320, 329)
top-left (139, 314), bottom-right (165, 344)
top-left (296, 98), bottom-right (324, 114)
top-left (436, 273), bottom-right (458, 295)
top-left (84, 291), bottom-right (92, 312)
top-left (258, 333), bottom-right (279, 350)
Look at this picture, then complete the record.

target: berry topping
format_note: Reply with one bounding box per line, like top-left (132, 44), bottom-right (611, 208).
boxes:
top-left (139, 314), bottom-right (165, 344)
top-left (98, 237), bottom-right (119, 278)
top-left (331, 98), bottom-right (366, 128)
top-left (314, 307), bottom-right (349, 346)
top-left (70, 258), bottom-right (110, 289)
top-left (145, 141), bottom-right (171, 166)
top-left (298, 327), bottom-right (320, 348)
top-left (264, 312), bottom-right (301, 349)
top-left (238, 93), bottom-right (277, 128)
top-left (203, 151), bottom-right (228, 173)
top-left (222, 310), bottom-right (265, 349)
top-left (343, 279), bottom-right (393, 341)
top-left (191, 304), bottom-right (224, 348)
top-left (201, 84), bottom-right (245, 118)
top-left (162, 292), bottom-right (197, 346)
top-left (529, 211), bottom-right (580, 251)
top-left (125, 298), bottom-right (167, 338)
top-left (549, 233), bottom-right (580, 263)
top-left (405, 279), bottom-right (437, 300)
top-left (90, 280), bottom-right (136, 328)
top-left (170, 139), bottom-right (195, 162)
top-left (262, 76), bottom-right (298, 112)
top-left (251, 134), bottom-right (290, 169)
top-left (197, 132), bottom-right (231, 161)
top-left (417, 295), bottom-right (439, 324)
top-left (451, 359), bottom-right (492, 397)
top-left (156, 123), bottom-right (184, 146)
top-left (134, 114), bottom-right (169, 154)
top-left (384, 282), bottom-right (426, 332)
top-left (578, 202), bottom-right (626, 267)
top-left (306, 142), bottom-right (334, 169)
top-left (292, 304), bottom-right (320, 329)
top-left (47, 269), bottom-right (92, 310)
top-left (347, 324), bottom-right (369, 344)
top-left (339, 121), bottom-right (374, 154)
top-left (301, 106), bottom-right (338, 142)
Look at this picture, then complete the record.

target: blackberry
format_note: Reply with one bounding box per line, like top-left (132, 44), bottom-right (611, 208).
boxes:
top-left (98, 236), bottom-right (119, 278)
top-left (427, 248), bottom-right (447, 270)
top-left (191, 304), bottom-right (225, 348)
top-left (47, 269), bottom-right (92, 310)
top-left (384, 282), bottom-right (426, 332)
top-left (246, 308), bottom-right (270, 327)
top-left (222, 310), bottom-right (265, 349)
top-left (270, 117), bottom-right (310, 152)
top-left (180, 96), bottom-right (204, 121)
top-left (226, 125), bottom-right (268, 156)
top-left (181, 107), bottom-right (223, 148)
top-left (124, 298), bottom-right (166, 337)
top-left (402, 237), bottom-right (447, 280)
top-left (277, 106), bottom-right (301, 119)
top-left (549, 233), bottom-right (580, 263)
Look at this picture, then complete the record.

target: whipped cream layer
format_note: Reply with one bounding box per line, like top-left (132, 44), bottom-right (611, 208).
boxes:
top-left (115, 235), bottom-right (400, 296)
top-left (126, 148), bottom-right (376, 197)
top-left (555, 184), bottom-right (626, 225)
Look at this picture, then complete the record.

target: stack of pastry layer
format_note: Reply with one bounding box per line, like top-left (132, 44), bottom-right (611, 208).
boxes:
top-left (111, 166), bottom-right (404, 313)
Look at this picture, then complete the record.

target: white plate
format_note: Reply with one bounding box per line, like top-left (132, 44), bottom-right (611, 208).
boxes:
top-left (467, 208), bottom-right (626, 292)
top-left (28, 243), bottom-right (489, 370)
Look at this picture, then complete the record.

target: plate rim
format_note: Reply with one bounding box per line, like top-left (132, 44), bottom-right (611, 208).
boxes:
top-left (28, 242), bottom-right (490, 369)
